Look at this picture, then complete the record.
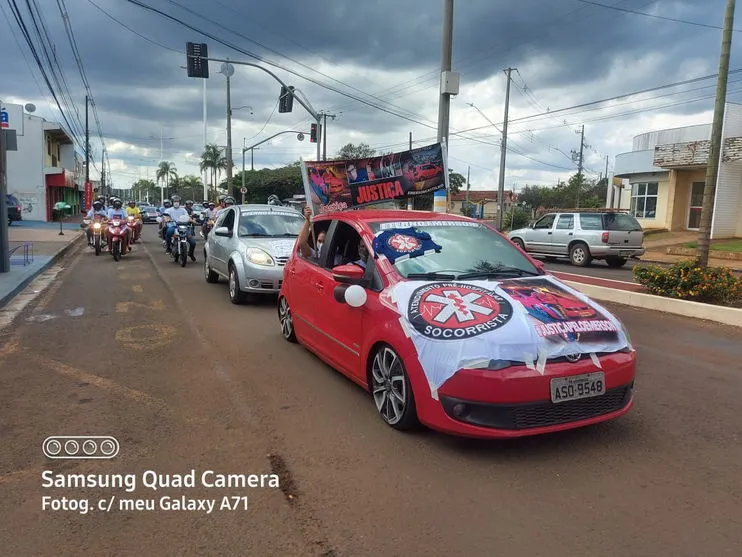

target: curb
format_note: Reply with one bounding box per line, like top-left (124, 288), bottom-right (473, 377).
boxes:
top-left (0, 232), bottom-right (85, 309)
top-left (562, 280), bottom-right (742, 329)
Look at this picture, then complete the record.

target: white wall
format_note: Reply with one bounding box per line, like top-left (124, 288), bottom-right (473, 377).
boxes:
top-left (711, 103), bottom-right (742, 238)
top-left (6, 114), bottom-right (47, 221)
top-left (633, 124), bottom-right (711, 150)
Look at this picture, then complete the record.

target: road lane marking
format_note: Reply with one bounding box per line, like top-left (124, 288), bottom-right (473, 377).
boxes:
top-left (115, 324), bottom-right (176, 349)
top-left (131, 285), bottom-right (143, 293)
top-left (115, 300), bottom-right (164, 313)
top-left (24, 352), bottom-right (171, 411)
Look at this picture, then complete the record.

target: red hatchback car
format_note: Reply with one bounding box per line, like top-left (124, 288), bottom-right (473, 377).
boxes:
top-left (278, 209), bottom-right (636, 439)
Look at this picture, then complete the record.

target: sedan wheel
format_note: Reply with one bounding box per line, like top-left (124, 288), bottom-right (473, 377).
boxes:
top-left (228, 265), bottom-right (247, 304)
top-left (204, 252), bottom-right (219, 283)
top-left (370, 346), bottom-right (419, 430)
top-left (277, 296), bottom-right (297, 342)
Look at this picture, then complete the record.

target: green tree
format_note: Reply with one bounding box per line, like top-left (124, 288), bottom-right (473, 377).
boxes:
top-left (130, 179), bottom-right (157, 203)
top-left (503, 206), bottom-right (532, 231)
top-left (156, 161), bottom-right (177, 199)
top-left (200, 144), bottom-right (228, 199)
top-left (448, 169), bottom-right (466, 195)
top-left (230, 163), bottom-right (304, 203)
top-left (335, 142), bottom-right (376, 160)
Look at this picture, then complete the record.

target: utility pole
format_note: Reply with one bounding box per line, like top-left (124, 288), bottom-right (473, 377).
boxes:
top-left (408, 131), bottom-right (414, 210)
top-left (219, 62), bottom-right (235, 196)
top-left (576, 124), bottom-right (585, 208)
top-left (0, 98), bottom-right (8, 273)
top-left (437, 0), bottom-right (455, 146)
top-left (497, 68), bottom-right (514, 231)
top-left (697, 0), bottom-right (736, 267)
top-left (101, 152), bottom-right (105, 197)
top-left (203, 77), bottom-right (208, 202)
top-left (321, 111), bottom-right (336, 161)
top-left (604, 155), bottom-right (611, 208)
top-left (465, 165), bottom-right (471, 207)
top-left (85, 94), bottom-right (90, 197)
top-left (241, 137), bottom-right (246, 204)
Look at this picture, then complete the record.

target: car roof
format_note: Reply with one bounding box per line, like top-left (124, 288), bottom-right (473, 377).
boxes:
top-left (238, 204), bottom-right (302, 213)
top-left (312, 209), bottom-right (477, 224)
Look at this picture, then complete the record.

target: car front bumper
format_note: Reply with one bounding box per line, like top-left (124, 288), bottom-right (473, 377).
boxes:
top-left (237, 262), bottom-right (286, 294)
top-left (413, 351), bottom-right (636, 439)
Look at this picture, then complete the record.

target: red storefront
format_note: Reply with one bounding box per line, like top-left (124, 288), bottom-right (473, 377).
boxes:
top-left (45, 169), bottom-right (80, 221)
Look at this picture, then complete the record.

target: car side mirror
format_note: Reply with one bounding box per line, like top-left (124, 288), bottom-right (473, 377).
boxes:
top-left (331, 263), bottom-right (365, 284)
top-left (333, 284), bottom-right (368, 307)
top-left (214, 226), bottom-right (231, 237)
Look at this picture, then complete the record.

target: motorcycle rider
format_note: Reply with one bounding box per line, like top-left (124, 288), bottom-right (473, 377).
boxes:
top-left (215, 195), bottom-right (235, 218)
top-left (125, 200), bottom-right (143, 242)
top-left (106, 199), bottom-right (132, 253)
top-left (201, 201), bottom-right (217, 238)
top-left (158, 199), bottom-right (173, 237)
top-left (164, 195), bottom-right (197, 261)
top-left (85, 201), bottom-right (108, 246)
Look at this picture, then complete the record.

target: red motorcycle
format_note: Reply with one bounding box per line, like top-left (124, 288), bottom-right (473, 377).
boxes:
top-left (126, 215), bottom-right (142, 243)
top-left (107, 217), bottom-right (130, 261)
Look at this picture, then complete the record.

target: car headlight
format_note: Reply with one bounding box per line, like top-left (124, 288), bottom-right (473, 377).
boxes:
top-left (246, 247), bottom-right (274, 266)
top-left (616, 318), bottom-right (634, 352)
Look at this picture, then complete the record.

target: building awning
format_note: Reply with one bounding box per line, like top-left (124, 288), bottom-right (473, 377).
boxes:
top-left (45, 169), bottom-right (76, 188)
top-left (43, 124), bottom-right (74, 145)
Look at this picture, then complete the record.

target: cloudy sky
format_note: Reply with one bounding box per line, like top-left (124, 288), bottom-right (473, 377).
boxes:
top-left (2, 0), bottom-right (740, 196)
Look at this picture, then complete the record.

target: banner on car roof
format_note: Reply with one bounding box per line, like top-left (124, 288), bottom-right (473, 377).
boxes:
top-left (300, 142), bottom-right (448, 215)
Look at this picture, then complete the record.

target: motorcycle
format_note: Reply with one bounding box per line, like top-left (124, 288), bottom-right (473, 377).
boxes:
top-left (81, 215), bottom-right (106, 256)
top-left (127, 215), bottom-right (142, 243)
top-left (200, 215), bottom-right (214, 239)
top-left (171, 215), bottom-right (192, 267)
top-left (107, 217), bottom-right (129, 262)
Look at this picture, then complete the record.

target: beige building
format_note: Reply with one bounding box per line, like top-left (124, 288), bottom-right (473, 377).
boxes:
top-left (447, 190), bottom-right (516, 219)
top-left (612, 103), bottom-right (742, 238)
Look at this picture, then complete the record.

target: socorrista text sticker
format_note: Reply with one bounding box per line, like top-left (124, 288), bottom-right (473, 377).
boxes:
top-left (407, 282), bottom-right (513, 340)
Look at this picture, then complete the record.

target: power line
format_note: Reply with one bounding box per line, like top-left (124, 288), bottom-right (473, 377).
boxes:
top-left (575, 0), bottom-right (742, 31)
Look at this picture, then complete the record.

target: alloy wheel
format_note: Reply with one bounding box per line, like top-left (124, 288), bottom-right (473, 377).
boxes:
top-left (371, 347), bottom-right (408, 425)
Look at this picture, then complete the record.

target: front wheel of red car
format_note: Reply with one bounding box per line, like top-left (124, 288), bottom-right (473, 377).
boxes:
top-left (370, 345), bottom-right (419, 431)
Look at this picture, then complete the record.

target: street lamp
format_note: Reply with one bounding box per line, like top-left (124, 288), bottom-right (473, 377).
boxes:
top-left (219, 62), bottom-right (235, 190)
top-left (241, 131), bottom-right (305, 203)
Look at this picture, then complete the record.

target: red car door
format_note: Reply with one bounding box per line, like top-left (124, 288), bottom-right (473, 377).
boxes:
top-left (312, 219), bottom-right (370, 380)
top-left (285, 249), bottom-right (327, 352)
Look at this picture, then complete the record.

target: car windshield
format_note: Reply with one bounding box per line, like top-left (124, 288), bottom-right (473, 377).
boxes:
top-left (369, 220), bottom-right (541, 279)
top-left (238, 211), bottom-right (305, 237)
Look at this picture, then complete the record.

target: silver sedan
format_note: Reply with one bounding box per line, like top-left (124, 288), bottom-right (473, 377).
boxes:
top-left (203, 204), bottom-right (305, 304)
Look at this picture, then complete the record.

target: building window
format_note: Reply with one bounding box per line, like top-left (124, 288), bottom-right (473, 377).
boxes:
top-left (630, 182), bottom-right (658, 219)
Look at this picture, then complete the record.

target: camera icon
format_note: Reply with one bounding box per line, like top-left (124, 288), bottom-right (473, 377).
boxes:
top-left (43, 436), bottom-right (119, 459)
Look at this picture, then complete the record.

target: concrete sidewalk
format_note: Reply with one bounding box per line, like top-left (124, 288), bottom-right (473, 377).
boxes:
top-left (0, 221), bottom-right (85, 308)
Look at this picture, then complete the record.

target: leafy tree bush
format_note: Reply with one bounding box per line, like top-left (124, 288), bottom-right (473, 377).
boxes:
top-left (633, 260), bottom-right (742, 307)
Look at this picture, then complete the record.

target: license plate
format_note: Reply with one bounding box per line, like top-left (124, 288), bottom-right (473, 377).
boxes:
top-left (550, 372), bottom-right (605, 403)
top-left (619, 250), bottom-right (633, 256)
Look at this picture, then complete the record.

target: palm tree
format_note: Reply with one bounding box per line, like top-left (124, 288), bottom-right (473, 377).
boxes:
top-left (200, 144), bottom-right (228, 200)
top-left (156, 161), bottom-right (178, 201)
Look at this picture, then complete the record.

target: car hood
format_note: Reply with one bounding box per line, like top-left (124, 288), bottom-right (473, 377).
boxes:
top-left (239, 237), bottom-right (297, 260)
top-left (387, 274), bottom-right (631, 396)
top-left (508, 227), bottom-right (530, 236)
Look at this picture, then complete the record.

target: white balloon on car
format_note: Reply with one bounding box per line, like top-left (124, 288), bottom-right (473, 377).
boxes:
top-left (344, 285), bottom-right (367, 307)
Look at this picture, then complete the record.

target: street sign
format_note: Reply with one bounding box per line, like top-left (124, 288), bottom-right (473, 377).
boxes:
top-left (240, 187), bottom-right (247, 194)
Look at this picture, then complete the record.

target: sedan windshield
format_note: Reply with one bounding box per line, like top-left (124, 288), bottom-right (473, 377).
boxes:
top-left (370, 220), bottom-right (541, 279)
top-left (239, 211), bottom-right (305, 237)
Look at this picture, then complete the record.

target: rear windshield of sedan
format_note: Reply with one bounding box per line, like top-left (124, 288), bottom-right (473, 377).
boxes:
top-left (369, 220), bottom-right (539, 277)
top-left (239, 211), bottom-right (305, 237)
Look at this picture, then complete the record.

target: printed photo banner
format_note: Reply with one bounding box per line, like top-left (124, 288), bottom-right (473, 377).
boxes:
top-left (300, 142), bottom-right (448, 215)
top-left (388, 275), bottom-right (630, 397)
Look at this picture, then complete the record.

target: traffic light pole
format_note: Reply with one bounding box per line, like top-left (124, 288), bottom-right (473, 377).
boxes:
top-left (204, 57), bottom-right (321, 160)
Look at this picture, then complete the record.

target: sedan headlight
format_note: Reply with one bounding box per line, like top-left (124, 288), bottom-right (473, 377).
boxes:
top-left (246, 247), bottom-right (274, 266)
top-left (616, 318), bottom-right (634, 352)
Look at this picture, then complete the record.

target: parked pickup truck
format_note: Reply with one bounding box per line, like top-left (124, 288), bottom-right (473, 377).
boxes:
top-left (6, 194), bottom-right (22, 225)
top-left (507, 210), bottom-right (645, 268)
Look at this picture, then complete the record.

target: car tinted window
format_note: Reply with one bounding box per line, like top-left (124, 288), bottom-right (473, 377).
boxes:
top-left (6, 195), bottom-right (19, 205)
top-left (603, 213), bottom-right (642, 231)
top-left (579, 214), bottom-right (603, 230)
top-left (238, 211), bottom-right (305, 237)
top-left (534, 214), bottom-right (555, 229)
top-left (370, 220), bottom-right (539, 277)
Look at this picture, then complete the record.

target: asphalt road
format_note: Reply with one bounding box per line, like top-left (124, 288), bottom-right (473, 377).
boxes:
top-left (1, 226), bottom-right (741, 556)
top-left (542, 257), bottom-right (638, 282)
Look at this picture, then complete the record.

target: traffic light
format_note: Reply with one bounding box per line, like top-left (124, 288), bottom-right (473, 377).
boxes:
top-left (278, 85), bottom-right (295, 113)
top-left (310, 123), bottom-right (321, 143)
top-left (186, 42), bottom-right (209, 78)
